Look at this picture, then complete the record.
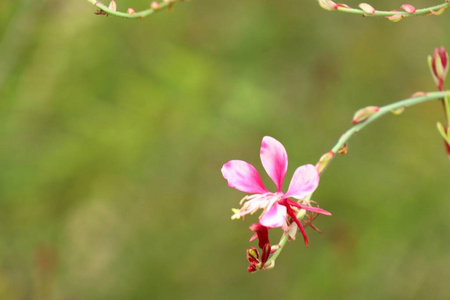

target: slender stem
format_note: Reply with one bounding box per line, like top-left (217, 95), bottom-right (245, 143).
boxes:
top-left (330, 91), bottom-right (449, 154)
top-left (445, 94), bottom-right (450, 123)
top-left (266, 90), bottom-right (449, 265)
top-left (333, 2), bottom-right (449, 18)
top-left (87, 0), bottom-right (180, 19)
top-left (265, 209), bottom-right (307, 265)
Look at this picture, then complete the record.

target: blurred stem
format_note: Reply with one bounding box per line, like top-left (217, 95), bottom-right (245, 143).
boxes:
top-left (330, 91), bottom-right (449, 154)
top-left (267, 90), bottom-right (449, 266)
top-left (333, 2), bottom-right (449, 17)
top-left (87, 0), bottom-right (181, 19)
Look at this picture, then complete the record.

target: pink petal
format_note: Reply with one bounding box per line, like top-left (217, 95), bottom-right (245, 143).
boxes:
top-left (300, 205), bottom-right (332, 216)
top-left (260, 203), bottom-right (287, 228)
top-left (284, 164), bottom-right (319, 199)
top-left (285, 204), bottom-right (308, 247)
top-left (260, 136), bottom-right (288, 192)
top-left (222, 160), bottom-right (269, 194)
top-left (283, 199), bottom-right (332, 216)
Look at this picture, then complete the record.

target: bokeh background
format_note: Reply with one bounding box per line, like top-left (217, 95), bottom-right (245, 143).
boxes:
top-left (1, 0), bottom-right (450, 299)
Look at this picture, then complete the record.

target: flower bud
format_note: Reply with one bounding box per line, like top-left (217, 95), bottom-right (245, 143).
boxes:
top-left (318, 0), bottom-right (338, 11)
top-left (316, 151), bottom-right (334, 174)
top-left (108, 0), bottom-right (117, 11)
top-left (401, 4), bottom-right (416, 14)
top-left (247, 264), bottom-right (258, 273)
top-left (358, 3), bottom-right (375, 14)
top-left (352, 106), bottom-right (380, 124)
top-left (387, 12), bottom-right (403, 22)
top-left (151, 1), bottom-right (161, 10)
top-left (127, 8), bottom-right (136, 14)
top-left (260, 243), bottom-right (271, 266)
top-left (246, 247), bottom-right (260, 265)
top-left (428, 47), bottom-right (449, 90)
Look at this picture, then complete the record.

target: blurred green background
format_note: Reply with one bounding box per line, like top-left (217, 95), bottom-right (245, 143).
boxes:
top-left (1, 0), bottom-right (450, 299)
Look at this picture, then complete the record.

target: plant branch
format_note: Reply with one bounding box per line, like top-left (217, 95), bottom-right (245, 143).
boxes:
top-left (87, 0), bottom-right (181, 19)
top-left (266, 90), bottom-right (450, 267)
top-left (320, 1), bottom-right (450, 20)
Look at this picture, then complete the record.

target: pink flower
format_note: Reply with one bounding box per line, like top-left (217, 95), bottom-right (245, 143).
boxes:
top-left (221, 136), bottom-right (331, 247)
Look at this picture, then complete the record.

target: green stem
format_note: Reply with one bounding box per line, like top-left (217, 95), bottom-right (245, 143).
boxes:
top-left (265, 209), bottom-right (307, 265)
top-left (334, 2), bottom-right (449, 18)
top-left (445, 94), bottom-right (450, 123)
top-left (331, 91), bottom-right (449, 153)
top-left (266, 90), bottom-right (449, 267)
top-left (87, 0), bottom-right (180, 19)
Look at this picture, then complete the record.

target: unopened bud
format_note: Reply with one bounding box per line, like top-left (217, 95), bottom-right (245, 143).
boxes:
top-left (352, 106), bottom-right (380, 124)
top-left (318, 0), bottom-right (338, 11)
top-left (246, 247), bottom-right (260, 264)
top-left (108, 0), bottom-right (117, 11)
top-left (316, 151), bottom-right (334, 174)
top-left (151, 1), bottom-right (161, 10)
top-left (359, 3), bottom-right (375, 14)
top-left (247, 264), bottom-right (258, 273)
top-left (387, 12), bottom-right (404, 22)
top-left (401, 4), bottom-right (416, 14)
top-left (428, 47), bottom-right (449, 90)
top-left (127, 8), bottom-right (136, 14)
top-left (260, 243), bottom-right (271, 266)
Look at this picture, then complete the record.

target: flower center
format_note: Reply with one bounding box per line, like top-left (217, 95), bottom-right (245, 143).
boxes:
top-left (231, 192), bottom-right (284, 220)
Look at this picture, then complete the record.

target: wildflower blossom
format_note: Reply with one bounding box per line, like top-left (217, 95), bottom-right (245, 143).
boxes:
top-left (222, 136), bottom-right (331, 247)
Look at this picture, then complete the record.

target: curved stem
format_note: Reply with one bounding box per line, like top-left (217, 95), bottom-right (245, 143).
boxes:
top-left (330, 91), bottom-right (449, 153)
top-left (328, 2), bottom-right (449, 18)
top-left (265, 206), bottom-right (307, 266)
top-left (266, 90), bottom-right (450, 266)
top-left (87, 0), bottom-right (181, 19)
